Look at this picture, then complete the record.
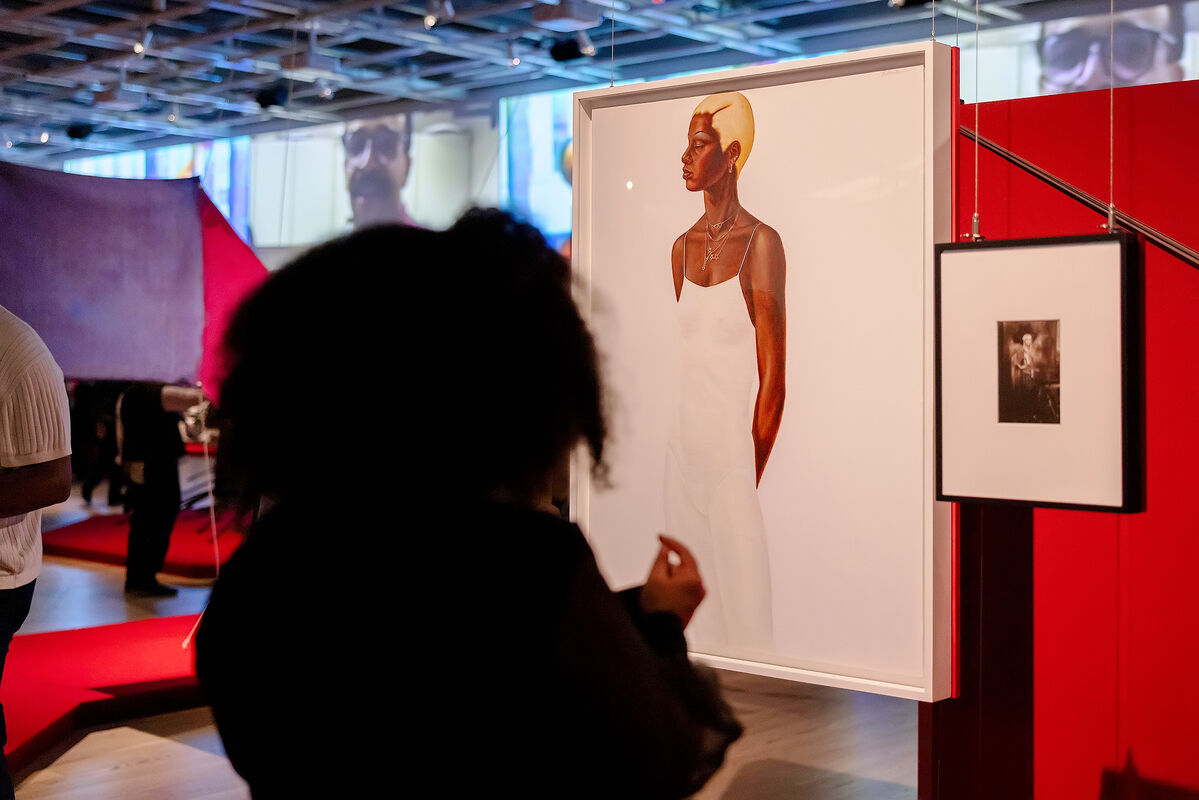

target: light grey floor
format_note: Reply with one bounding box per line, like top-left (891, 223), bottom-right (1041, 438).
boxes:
top-left (19, 481), bottom-right (918, 798)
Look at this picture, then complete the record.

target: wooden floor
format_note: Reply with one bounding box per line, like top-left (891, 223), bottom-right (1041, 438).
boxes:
top-left (15, 483), bottom-right (917, 799)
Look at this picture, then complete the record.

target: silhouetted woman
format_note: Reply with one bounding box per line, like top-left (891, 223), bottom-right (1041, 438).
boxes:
top-left (196, 210), bottom-right (741, 798)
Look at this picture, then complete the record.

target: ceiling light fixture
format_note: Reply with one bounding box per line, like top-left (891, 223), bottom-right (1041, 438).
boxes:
top-left (577, 30), bottom-right (596, 57)
top-left (316, 79), bottom-right (335, 100)
top-left (133, 30), bottom-right (152, 55)
top-left (507, 41), bottom-right (520, 67)
top-left (39, 130), bottom-right (49, 143)
top-left (424, 0), bottom-right (454, 29)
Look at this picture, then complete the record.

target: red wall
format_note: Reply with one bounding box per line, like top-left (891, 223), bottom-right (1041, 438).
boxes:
top-left (959, 80), bottom-right (1199, 798)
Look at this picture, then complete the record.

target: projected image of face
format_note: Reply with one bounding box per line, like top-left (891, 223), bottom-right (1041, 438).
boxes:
top-left (343, 115), bottom-right (412, 230)
top-left (1039, 4), bottom-right (1184, 94)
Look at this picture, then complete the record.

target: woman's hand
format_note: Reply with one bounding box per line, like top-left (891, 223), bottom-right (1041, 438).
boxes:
top-left (641, 534), bottom-right (706, 627)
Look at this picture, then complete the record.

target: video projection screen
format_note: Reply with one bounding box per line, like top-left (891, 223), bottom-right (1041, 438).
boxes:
top-left (572, 42), bottom-right (956, 701)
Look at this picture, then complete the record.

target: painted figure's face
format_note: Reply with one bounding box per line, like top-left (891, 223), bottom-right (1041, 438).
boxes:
top-left (1022, 334), bottom-right (1034, 348)
top-left (1040, 7), bottom-right (1181, 93)
top-left (681, 114), bottom-right (728, 192)
top-left (344, 119), bottom-right (410, 229)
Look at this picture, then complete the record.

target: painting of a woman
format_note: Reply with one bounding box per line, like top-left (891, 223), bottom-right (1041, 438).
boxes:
top-left (666, 91), bottom-right (786, 652)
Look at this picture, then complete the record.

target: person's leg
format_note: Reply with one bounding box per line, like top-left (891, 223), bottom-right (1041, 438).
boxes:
top-left (0, 581), bottom-right (37, 799)
top-left (126, 478), bottom-right (180, 594)
top-left (146, 479), bottom-right (181, 580)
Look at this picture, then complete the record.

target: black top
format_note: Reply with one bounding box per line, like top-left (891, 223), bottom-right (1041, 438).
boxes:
top-left (118, 382), bottom-right (184, 482)
top-left (195, 499), bottom-right (742, 799)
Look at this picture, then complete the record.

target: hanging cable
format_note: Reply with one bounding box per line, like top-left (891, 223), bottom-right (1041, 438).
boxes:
top-left (1108, 0), bottom-right (1117, 231)
top-left (610, 0), bottom-right (616, 88)
top-left (972, 0), bottom-right (981, 240)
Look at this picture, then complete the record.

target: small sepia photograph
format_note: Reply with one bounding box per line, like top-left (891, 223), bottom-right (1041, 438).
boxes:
top-left (998, 320), bottom-right (1061, 424)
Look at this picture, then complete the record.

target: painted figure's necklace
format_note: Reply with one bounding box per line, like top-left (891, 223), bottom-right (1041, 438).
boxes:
top-left (703, 210), bottom-right (739, 270)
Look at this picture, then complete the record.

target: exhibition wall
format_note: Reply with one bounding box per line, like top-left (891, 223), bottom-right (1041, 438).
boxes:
top-left (958, 79), bottom-right (1199, 798)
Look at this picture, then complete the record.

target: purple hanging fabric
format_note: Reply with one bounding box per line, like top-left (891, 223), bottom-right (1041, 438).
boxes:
top-left (0, 162), bottom-right (205, 382)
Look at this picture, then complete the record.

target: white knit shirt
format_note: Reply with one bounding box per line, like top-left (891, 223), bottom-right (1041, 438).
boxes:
top-left (0, 305), bottom-right (71, 589)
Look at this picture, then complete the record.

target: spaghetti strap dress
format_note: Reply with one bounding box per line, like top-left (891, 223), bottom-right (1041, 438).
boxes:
top-left (665, 224), bottom-right (774, 652)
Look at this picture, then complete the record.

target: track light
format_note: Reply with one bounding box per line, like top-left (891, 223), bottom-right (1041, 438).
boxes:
top-left (133, 30), bottom-right (152, 55)
top-left (424, 0), bottom-right (454, 29)
top-left (507, 41), bottom-right (520, 67)
top-left (316, 79), bottom-right (335, 100)
top-left (39, 130), bottom-right (49, 143)
top-left (577, 30), bottom-right (596, 57)
top-left (4, 138), bottom-right (12, 149)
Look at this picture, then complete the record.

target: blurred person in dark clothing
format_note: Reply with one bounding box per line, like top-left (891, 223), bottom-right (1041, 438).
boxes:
top-left (72, 380), bottom-right (126, 507)
top-left (196, 209), bottom-right (743, 798)
top-left (118, 382), bottom-right (205, 597)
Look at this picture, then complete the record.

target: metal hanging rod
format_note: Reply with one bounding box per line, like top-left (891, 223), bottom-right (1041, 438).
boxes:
top-left (959, 125), bottom-right (1199, 272)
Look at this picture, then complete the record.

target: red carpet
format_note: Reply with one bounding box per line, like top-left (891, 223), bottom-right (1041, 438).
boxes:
top-left (2, 615), bottom-right (203, 772)
top-left (43, 510), bottom-right (244, 578)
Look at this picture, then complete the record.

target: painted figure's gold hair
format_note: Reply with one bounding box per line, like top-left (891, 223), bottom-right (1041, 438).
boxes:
top-left (691, 91), bottom-right (755, 176)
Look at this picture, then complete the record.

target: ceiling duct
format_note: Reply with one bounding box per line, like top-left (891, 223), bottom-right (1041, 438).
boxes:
top-left (279, 50), bottom-right (341, 80)
top-left (531, 0), bottom-right (603, 33)
top-left (92, 85), bottom-right (143, 111)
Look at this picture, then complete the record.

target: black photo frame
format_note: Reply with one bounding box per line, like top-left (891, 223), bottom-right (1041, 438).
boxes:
top-left (936, 233), bottom-right (1143, 512)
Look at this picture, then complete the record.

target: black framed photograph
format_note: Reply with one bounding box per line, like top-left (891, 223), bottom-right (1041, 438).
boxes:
top-left (936, 233), bottom-right (1142, 512)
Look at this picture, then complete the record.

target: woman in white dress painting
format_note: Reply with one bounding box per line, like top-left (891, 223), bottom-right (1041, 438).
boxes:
top-left (667, 91), bottom-right (786, 654)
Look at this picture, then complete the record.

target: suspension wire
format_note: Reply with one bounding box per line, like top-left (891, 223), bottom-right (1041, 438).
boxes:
top-left (972, 0), bottom-right (981, 240)
top-left (180, 398), bottom-right (221, 650)
top-left (610, 0), bottom-right (616, 87)
top-left (275, 23), bottom-right (300, 244)
top-left (931, 0), bottom-right (935, 40)
top-left (1108, 0), bottom-right (1117, 231)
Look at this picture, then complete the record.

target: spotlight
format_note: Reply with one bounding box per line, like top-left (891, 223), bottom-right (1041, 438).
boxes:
top-left (133, 30), bottom-right (152, 55)
top-left (254, 83), bottom-right (289, 108)
top-left (577, 30), bottom-right (596, 57)
top-left (66, 122), bottom-right (94, 140)
top-left (424, 0), bottom-right (454, 29)
top-left (316, 79), bottom-right (335, 100)
top-left (39, 130), bottom-right (49, 143)
top-left (506, 41), bottom-right (520, 67)
top-left (4, 139), bottom-right (11, 149)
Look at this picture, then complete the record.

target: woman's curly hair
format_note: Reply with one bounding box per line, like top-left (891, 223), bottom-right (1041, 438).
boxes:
top-left (215, 208), bottom-right (606, 513)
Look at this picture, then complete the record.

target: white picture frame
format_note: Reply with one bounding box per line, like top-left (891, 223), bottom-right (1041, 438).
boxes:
top-left (571, 41), bottom-right (956, 701)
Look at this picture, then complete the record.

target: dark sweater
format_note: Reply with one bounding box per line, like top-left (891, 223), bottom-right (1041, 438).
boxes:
top-left (195, 499), bottom-right (741, 798)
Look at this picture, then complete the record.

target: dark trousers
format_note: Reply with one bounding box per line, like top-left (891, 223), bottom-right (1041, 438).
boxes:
top-left (0, 581), bottom-right (36, 799)
top-left (125, 479), bottom-right (181, 587)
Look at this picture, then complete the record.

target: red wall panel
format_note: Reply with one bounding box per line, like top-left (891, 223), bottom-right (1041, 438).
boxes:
top-left (959, 79), bottom-right (1199, 798)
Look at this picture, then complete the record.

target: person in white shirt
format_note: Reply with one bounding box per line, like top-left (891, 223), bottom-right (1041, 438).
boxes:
top-left (0, 305), bottom-right (71, 799)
